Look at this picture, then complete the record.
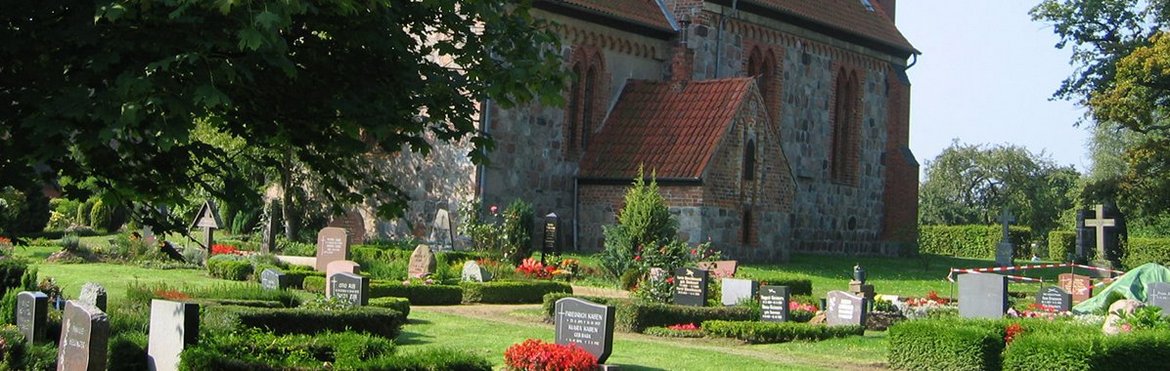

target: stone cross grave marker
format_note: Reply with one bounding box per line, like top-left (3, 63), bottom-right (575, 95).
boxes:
top-left (260, 268), bottom-right (290, 290)
top-left (721, 278), bottom-right (758, 306)
top-left (57, 301), bottom-right (109, 371)
top-left (697, 260), bottom-right (738, 278)
top-left (16, 291), bottom-right (47, 343)
top-left (431, 208), bottom-right (454, 250)
top-left (79, 282), bottom-right (107, 312)
top-left (315, 227), bottom-right (349, 271)
top-left (325, 260), bottom-right (361, 297)
top-left (759, 285), bottom-right (791, 322)
top-left (995, 208), bottom-right (1015, 267)
top-left (188, 200), bottom-right (222, 256)
top-left (1037, 286), bottom-right (1072, 312)
top-left (408, 244), bottom-right (437, 278)
top-left (1083, 204), bottom-right (1117, 263)
top-left (147, 300), bottom-right (199, 371)
top-left (329, 272), bottom-right (369, 306)
top-left (826, 291), bottom-right (867, 327)
top-left (1059, 273), bottom-right (1094, 303)
top-left (673, 267), bottom-right (709, 307)
top-left (461, 260), bottom-right (492, 282)
top-left (1147, 282), bottom-right (1170, 315)
top-left (958, 273), bottom-right (1008, 319)
top-left (554, 297), bottom-right (615, 364)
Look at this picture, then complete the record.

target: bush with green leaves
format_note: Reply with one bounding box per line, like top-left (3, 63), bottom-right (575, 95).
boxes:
top-left (540, 294), bottom-right (756, 333)
top-left (1124, 237), bottom-right (1170, 268)
top-left (702, 321), bottom-right (863, 344)
top-left (205, 305), bottom-right (406, 338)
top-left (369, 281), bottom-right (462, 306)
top-left (459, 199), bottom-right (535, 264)
top-left (460, 280), bottom-right (571, 304)
top-left (500, 199), bottom-right (535, 264)
top-left (368, 297), bottom-right (411, 318)
top-left (600, 168), bottom-right (677, 279)
top-left (179, 329), bottom-right (396, 370)
top-left (207, 255), bottom-right (254, 281)
top-left (887, 318), bottom-right (1005, 371)
top-left (1048, 230), bottom-right (1076, 261)
top-left (919, 225), bottom-right (1033, 259)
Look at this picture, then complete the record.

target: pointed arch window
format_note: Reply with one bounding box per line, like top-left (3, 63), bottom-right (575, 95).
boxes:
top-left (746, 46), bottom-right (776, 112)
top-left (831, 69), bottom-right (861, 185)
top-left (565, 46), bottom-right (606, 157)
top-left (743, 138), bottom-right (756, 181)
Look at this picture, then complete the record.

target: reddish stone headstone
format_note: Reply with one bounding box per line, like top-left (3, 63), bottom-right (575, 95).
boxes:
top-left (697, 260), bottom-right (738, 278)
top-left (408, 244), bottom-right (437, 278)
top-left (327, 209), bottom-right (366, 247)
top-left (315, 227), bottom-right (349, 272)
top-left (57, 301), bottom-right (109, 371)
top-left (1059, 273), bottom-right (1093, 303)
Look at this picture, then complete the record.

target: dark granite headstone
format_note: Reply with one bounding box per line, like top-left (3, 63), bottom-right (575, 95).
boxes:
top-left (554, 297), bottom-right (615, 364)
top-left (325, 260), bottom-right (361, 297)
top-left (315, 227), bottom-right (349, 271)
top-left (759, 285), bottom-right (791, 322)
top-left (673, 268), bottom-right (709, 307)
top-left (57, 301), bottom-right (109, 371)
top-left (958, 273), bottom-right (1008, 319)
top-left (995, 208), bottom-right (1016, 267)
top-left (721, 278), bottom-right (757, 306)
top-left (16, 291), bottom-right (48, 343)
top-left (408, 244), bottom-right (437, 278)
top-left (329, 272), bottom-right (369, 306)
top-left (260, 269), bottom-right (290, 290)
top-left (1037, 286), bottom-right (1072, 312)
top-left (826, 290), bottom-right (867, 327)
top-left (1059, 273), bottom-right (1093, 303)
top-left (79, 282), bottom-right (107, 312)
top-left (1147, 282), bottom-right (1170, 315)
top-left (147, 300), bottom-right (199, 371)
top-left (542, 212), bottom-right (560, 258)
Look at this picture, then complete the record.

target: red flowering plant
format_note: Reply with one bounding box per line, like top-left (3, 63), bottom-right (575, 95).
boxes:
top-left (1012, 302), bottom-right (1071, 320)
top-left (504, 339), bottom-right (599, 371)
top-left (515, 258), bottom-right (558, 280)
top-left (154, 288), bottom-right (191, 301)
top-left (1004, 323), bottom-right (1024, 345)
top-left (210, 244), bottom-right (241, 256)
top-left (666, 323), bottom-right (700, 331)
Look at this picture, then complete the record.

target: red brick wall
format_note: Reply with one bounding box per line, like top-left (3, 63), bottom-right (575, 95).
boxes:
top-left (880, 67), bottom-right (919, 247)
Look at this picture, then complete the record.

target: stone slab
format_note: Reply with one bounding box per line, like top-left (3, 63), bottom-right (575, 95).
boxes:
top-left (1059, 273), bottom-right (1093, 303)
top-left (958, 273), bottom-right (1008, 319)
top-left (721, 278), bottom-right (757, 306)
top-left (79, 282), bottom-right (107, 312)
top-left (1147, 282), bottom-right (1170, 315)
top-left (760, 285), bottom-right (791, 322)
top-left (147, 300), bottom-right (200, 371)
top-left (672, 268), bottom-right (709, 307)
top-left (554, 297), bottom-right (615, 364)
top-left (325, 260), bottom-right (361, 297)
top-left (57, 301), bottom-right (109, 371)
top-left (16, 291), bottom-right (47, 343)
top-left (329, 272), bottom-right (369, 306)
top-left (1037, 286), bottom-right (1071, 312)
top-left (826, 290), bottom-right (866, 327)
top-left (408, 244), bottom-right (437, 278)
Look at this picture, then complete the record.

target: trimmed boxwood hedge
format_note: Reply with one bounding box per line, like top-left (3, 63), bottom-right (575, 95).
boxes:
top-left (540, 293), bottom-right (756, 333)
top-left (302, 276), bottom-right (325, 293)
top-left (919, 225), bottom-right (1032, 259)
top-left (0, 259), bottom-right (28, 296)
top-left (460, 281), bottom-right (572, 304)
top-left (701, 320), bottom-right (863, 344)
top-left (369, 281), bottom-right (463, 306)
top-left (207, 256), bottom-right (254, 281)
top-left (542, 293), bottom-right (616, 317)
top-left (206, 306), bottom-right (406, 339)
top-left (1048, 230), bottom-right (1077, 261)
top-left (182, 331), bottom-right (489, 370)
top-left (888, 318), bottom-right (1005, 371)
top-left (1003, 329), bottom-right (1170, 371)
top-left (1123, 237), bottom-right (1170, 269)
top-left (368, 297), bottom-right (411, 318)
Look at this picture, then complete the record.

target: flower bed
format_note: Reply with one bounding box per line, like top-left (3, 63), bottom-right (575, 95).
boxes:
top-left (504, 339), bottom-right (598, 371)
top-left (644, 323), bottom-right (706, 338)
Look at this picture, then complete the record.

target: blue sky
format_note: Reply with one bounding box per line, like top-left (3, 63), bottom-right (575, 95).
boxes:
top-left (896, 0), bottom-right (1091, 175)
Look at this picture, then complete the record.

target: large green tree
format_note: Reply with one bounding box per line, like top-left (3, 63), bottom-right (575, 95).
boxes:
top-left (919, 141), bottom-right (1079, 237)
top-left (0, 0), bottom-right (564, 236)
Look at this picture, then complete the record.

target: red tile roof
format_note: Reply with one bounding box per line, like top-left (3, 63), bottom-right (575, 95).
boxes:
top-left (547, 0), bottom-right (675, 32)
top-left (747, 0), bottom-right (917, 54)
top-left (580, 78), bottom-right (756, 179)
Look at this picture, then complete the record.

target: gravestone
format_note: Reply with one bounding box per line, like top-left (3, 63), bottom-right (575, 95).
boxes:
top-left (259, 203), bottom-right (277, 253)
top-left (16, 291), bottom-right (48, 343)
top-left (57, 301), bottom-right (109, 371)
top-left (826, 291), bottom-right (867, 327)
top-left (329, 272), bottom-right (369, 306)
top-left (260, 269), bottom-right (290, 290)
top-left (325, 260), bottom-right (361, 297)
top-left (408, 244), bottom-right (437, 278)
top-left (721, 278), bottom-right (758, 306)
top-left (147, 300), bottom-right (199, 371)
top-left (958, 273), bottom-right (1008, 319)
top-left (315, 227), bottom-right (349, 271)
top-left (1081, 204), bottom-right (1124, 272)
top-left (995, 208), bottom-right (1015, 267)
top-left (759, 285), bottom-right (791, 322)
top-left (431, 208), bottom-right (454, 250)
top-left (554, 297), bottom-right (615, 364)
top-left (1147, 282), bottom-right (1170, 315)
top-left (1036, 286), bottom-right (1072, 312)
top-left (1059, 273), bottom-right (1093, 303)
top-left (327, 209), bottom-right (366, 247)
top-left (542, 212), bottom-right (560, 261)
top-left (697, 260), bottom-right (738, 278)
top-left (461, 260), bottom-right (492, 282)
top-left (79, 282), bottom-right (107, 312)
top-left (188, 200), bottom-right (222, 256)
top-left (673, 268), bottom-right (709, 306)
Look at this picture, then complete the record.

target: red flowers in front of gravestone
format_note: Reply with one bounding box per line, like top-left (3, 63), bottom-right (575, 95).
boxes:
top-left (211, 244), bottom-right (241, 256)
top-left (504, 339), bottom-right (598, 371)
top-left (515, 258), bottom-right (558, 279)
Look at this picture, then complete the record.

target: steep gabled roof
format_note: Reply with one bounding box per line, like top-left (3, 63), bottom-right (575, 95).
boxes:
top-left (747, 0), bottom-right (917, 55)
top-left (579, 78), bottom-right (756, 180)
top-left (540, 0), bottom-right (675, 34)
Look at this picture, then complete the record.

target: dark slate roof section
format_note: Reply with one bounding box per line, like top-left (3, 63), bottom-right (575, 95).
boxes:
top-left (537, 0), bottom-right (677, 38)
top-left (579, 78), bottom-right (755, 179)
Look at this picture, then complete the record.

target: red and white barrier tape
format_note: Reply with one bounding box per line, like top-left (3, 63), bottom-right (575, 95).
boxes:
top-left (946, 262), bottom-right (1126, 283)
top-left (946, 270), bottom-right (1045, 283)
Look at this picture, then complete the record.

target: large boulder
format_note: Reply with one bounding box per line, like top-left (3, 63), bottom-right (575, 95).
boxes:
top-left (1102, 299), bottom-right (1144, 335)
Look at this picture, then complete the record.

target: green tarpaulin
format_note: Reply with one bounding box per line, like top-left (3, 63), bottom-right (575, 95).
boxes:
top-left (1071, 263), bottom-right (1170, 314)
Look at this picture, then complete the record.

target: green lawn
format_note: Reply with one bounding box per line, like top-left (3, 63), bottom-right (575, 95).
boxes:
top-left (32, 263), bottom-right (223, 304)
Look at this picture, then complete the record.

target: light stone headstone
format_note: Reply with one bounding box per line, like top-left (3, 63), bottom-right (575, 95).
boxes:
top-left (554, 297), bottom-right (615, 364)
top-left (461, 260), bottom-right (492, 282)
top-left (431, 209), bottom-right (454, 250)
top-left (329, 272), bottom-right (369, 306)
top-left (79, 282), bottom-right (107, 312)
top-left (315, 227), bottom-right (349, 271)
top-left (995, 208), bottom-right (1015, 267)
top-left (16, 291), bottom-right (48, 343)
top-left (760, 285), bottom-right (791, 322)
top-left (958, 273), bottom-right (1008, 319)
top-left (826, 290), bottom-right (867, 327)
top-left (721, 278), bottom-right (758, 306)
top-left (1146, 282), bottom-right (1170, 315)
top-left (325, 260), bottom-right (361, 297)
top-left (408, 244), bottom-right (437, 278)
top-left (147, 300), bottom-right (199, 371)
top-left (57, 301), bottom-right (109, 371)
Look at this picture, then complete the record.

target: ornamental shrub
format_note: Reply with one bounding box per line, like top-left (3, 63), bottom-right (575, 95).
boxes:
top-left (542, 293), bottom-right (616, 318)
top-left (735, 272), bottom-right (813, 296)
top-left (205, 305), bottom-right (406, 338)
top-left (500, 199), bottom-right (535, 265)
top-left (369, 280), bottom-right (463, 306)
top-left (302, 276), bottom-right (325, 293)
top-left (179, 330), bottom-right (398, 370)
top-left (643, 325), bottom-right (706, 338)
top-left (504, 339), bottom-right (598, 371)
top-left (206, 255), bottom-right (253, 281)
top-left (368, 297), bottom-right (411, 318)
top-left (887, 318), bottom-right (1004, 371)
top-left (540, 294), bottom-right (755, 333)
top-left (701, 321), bottom-right (863, 344)
top-left (1047, 230), bottom-right (1077, 261)
top-left (1002, 329), bottom-right (1170, 371)
top-left (1123, 237), bottom-right (1170, 269)
top-left (89, 199), bottom-right (114, 233)
top-left (460, 280), bottom-right (571, 304)
top-left (600, 167), bottom-right (677, 279)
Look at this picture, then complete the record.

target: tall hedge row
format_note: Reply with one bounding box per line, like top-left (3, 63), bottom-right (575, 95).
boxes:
top-left (1047, 230), bottom-right (1077, 261)
top-left (918, 225), bottom-right (1032, 258)
top-left (1003, 329), bottom-right (1170, 371)
top-left (1123, 237), bottom-right (1170, 269)
top-left (887, 319), bottom-right (1005, 371)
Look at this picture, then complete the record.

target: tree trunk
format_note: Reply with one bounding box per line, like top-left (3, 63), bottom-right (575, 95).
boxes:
top-left (279, 152), bottom-right (301, 241)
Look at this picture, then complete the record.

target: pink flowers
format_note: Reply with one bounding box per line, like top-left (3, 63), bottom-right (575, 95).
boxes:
top-left (789, 300), bottom-right (818, 312)
top-left (667, 323), bottom-right (700, 331)
top-left (489, 205), bottom-right (499, 215)
top-left (504, 339), bottom-right (598, 371)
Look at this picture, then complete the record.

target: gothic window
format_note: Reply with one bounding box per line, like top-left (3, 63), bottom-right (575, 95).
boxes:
top-left (743, 138), bottom-right (756, 181)
top-left (565, 46), bottom-right (606, 157)
top-left (831, 69), bottom-right (861, 185)
top-left (567, 64), bottom-right (583, 154)
top-left (745, 46), bottom-right (776, 112)
top-left (582, 66), bottom-right (597, 150)
top-left (742, 206), bottom-right (753, 246)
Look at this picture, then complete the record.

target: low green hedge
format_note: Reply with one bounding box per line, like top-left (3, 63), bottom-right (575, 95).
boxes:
top-left (368, 297), bottom-right (411, 318)
top-left (1123, 237), bottom-right (1170, 269)
top-left (1048, 230), bottom-right (1077, 261)
top-left (919, 225), bottom-right (1032, 259)
top-left (281, 270), bottom-right (323, 290)
top-left (179, 331), bottom-right (488, 370)
top-left (540, 294), bottom-right (756, 333)
top-left (302, 276), bottom-right (325, 294)
top-left (1003, 329), bottom-right (1170, 371)
top-left (460, 281), bottom-right (572, 304)
top-left (206, 306), bottom-right (406, 339)
top-left (734, 273), bottom-right (813, 296)
top-left (542, 293), bottom-right (617, 318)
top-left (207, 256), bottom-right (254, 281)
top-left (887, 318), bottom-right (1004, 371)
top-left (702, 320), bottom-right (863, 344)
top-left (369, 281), bottom-right (463, 306)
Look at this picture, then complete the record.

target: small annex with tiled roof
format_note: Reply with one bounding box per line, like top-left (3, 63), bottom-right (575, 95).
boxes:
top-left (577, 70), bottom-right (796, 260)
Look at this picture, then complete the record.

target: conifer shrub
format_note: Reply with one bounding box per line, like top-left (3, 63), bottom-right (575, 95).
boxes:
top-left (600, 167), bottom-right (678, 279)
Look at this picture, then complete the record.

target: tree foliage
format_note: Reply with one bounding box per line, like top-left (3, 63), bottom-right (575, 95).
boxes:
top-left (919, 141), bottom-right (1079, 238)
top-left (0, 0), bottom-right (564, 236)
